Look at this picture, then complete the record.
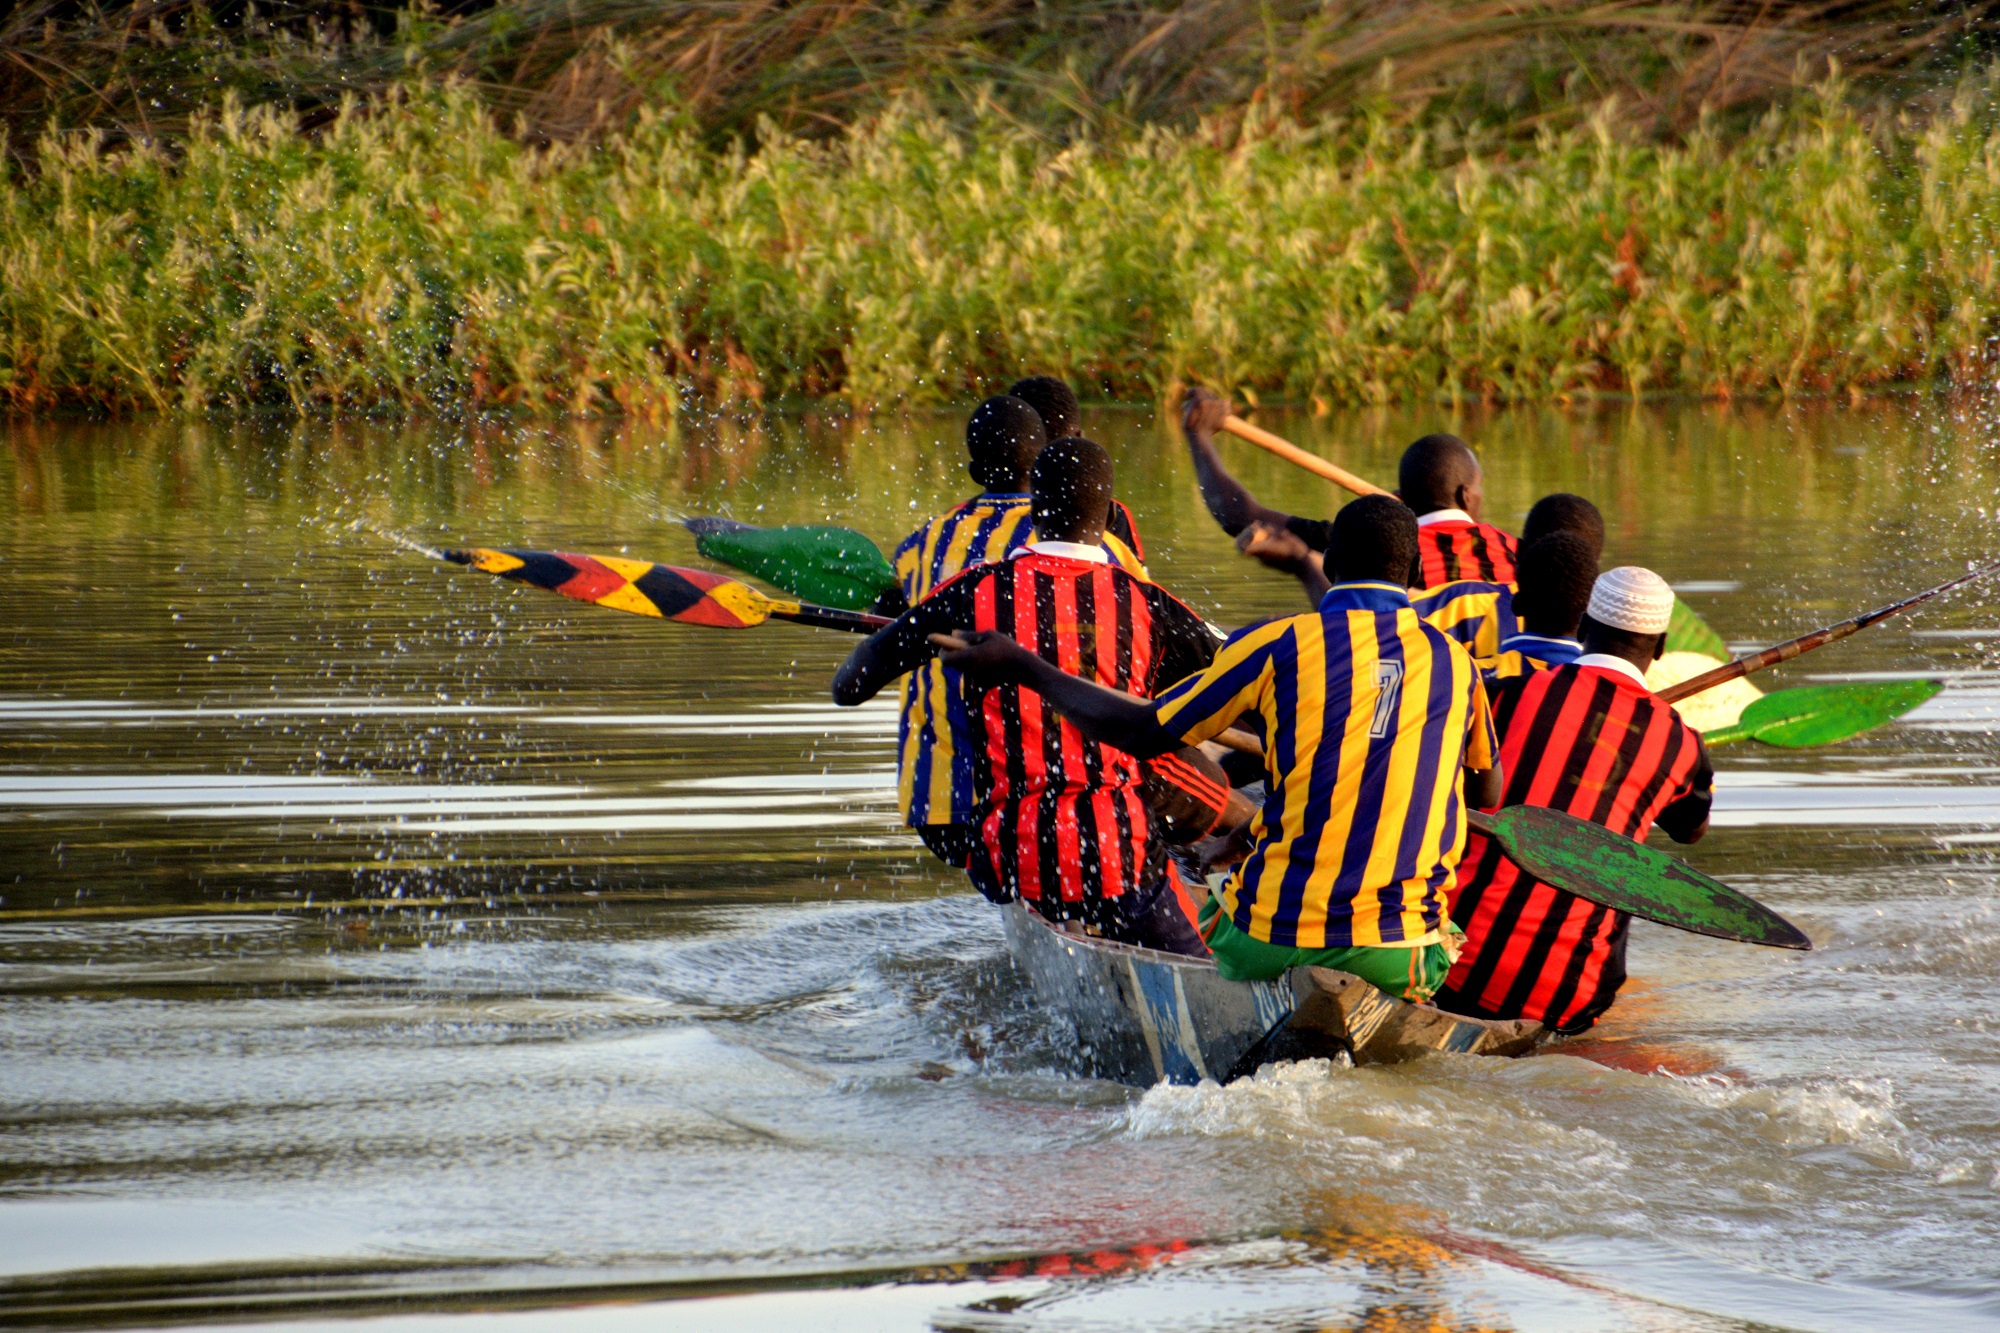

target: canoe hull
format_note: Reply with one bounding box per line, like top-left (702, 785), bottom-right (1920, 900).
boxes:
top-left (1001, 902), bottom-right (1547, 1086)
top-left (1000, 902), bottom-right (1294, 1086)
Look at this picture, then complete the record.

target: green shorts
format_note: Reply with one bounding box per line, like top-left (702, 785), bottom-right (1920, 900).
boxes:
top-left (1199, 897), bottom-right (1454, 1002)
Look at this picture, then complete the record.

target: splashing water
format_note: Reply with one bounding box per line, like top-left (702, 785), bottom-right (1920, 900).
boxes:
top-left (4, 405), bottom-right (2000, 1332)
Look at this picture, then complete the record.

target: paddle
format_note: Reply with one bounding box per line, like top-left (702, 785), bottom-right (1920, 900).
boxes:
top-left (441, 546), bottom-right (890, 634)
top-left (1700, 680), bottom-right (1944, 748)
top-left (1664, 598), bottom-right (1731, 658)
top-left (435, 545), bottom-right (1259, 756)
top-left (1219, 415), bottom-right (1392, 498)
top-left (1464, 808), bottom-right (1808, 948)
top-left (1215, 412), bottom-right (1726, 652)
top-left (1656, 556), bottom-right (2000, 745)
top-left (681, 518), bottom-right (898, 613)
top-left (1187, 717), bottom-right (1804, 946)
top-left (1657, 556), bottom-right (2000, 704)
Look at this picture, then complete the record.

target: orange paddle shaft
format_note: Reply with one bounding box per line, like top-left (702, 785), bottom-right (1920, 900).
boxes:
top-left (1220, 416), bottom-right (1392, 498)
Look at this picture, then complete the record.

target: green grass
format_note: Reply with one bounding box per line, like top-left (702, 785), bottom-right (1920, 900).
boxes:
top-left (5, 73), bottom-right (2000, 414)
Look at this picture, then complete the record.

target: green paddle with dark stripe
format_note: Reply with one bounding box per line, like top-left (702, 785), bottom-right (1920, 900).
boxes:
top-left (1466, 807), bottom-right (1810, 949)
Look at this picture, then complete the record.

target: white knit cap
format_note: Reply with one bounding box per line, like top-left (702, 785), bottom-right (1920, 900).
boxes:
top-left (1587, 567), bottom-right (1675, 634)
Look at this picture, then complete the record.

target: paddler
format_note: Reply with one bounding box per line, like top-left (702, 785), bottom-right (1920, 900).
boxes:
top-left (941, 494), bottom-right (1504, 1002)
top-left (1435, 567), bottom-right (1714, 1032)
top-left (1411, 494), bottom-right (1604, 665)
top-left (1180, 387), bottom-right (1516, 586)
top-left (885, 396), bottom-right (1148, 890)
top-left (1008, 373), bottom-right (1147, 560)
top-left (1241, 490), bottom-right (1605, 668)
top-left (834, 437), bottom-right (1220, 954)
top-left (1483, 532), bottom-right (1597, 682)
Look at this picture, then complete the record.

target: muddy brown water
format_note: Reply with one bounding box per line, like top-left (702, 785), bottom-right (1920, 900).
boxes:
top-left (4, 403), bottom-right (2000, 1332)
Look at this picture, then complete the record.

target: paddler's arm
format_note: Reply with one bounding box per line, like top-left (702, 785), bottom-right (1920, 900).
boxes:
top-left (1651, 737), bottom-right (1715, 843)
top-left (1181, 388), bottom-right (1295, 538)
top-left (831, 622), bottom-right (931, 706)
top-left (1465, 763), bottom-right (1505, 810)
top-left (1237, 522), bottom-right (1333, 604)
top-left (940, 631), bottom-right (1180, 759)
top-left (831, 582), bottom-right (966, 706)
top-left (1462, 674), bottom-right (1506, 809)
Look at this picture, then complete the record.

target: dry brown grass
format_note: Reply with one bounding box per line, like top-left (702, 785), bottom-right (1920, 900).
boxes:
top-left (1, 0), bottom-right (1987, 150)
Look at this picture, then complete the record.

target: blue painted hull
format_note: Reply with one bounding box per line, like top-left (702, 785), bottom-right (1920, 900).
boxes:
top-left (999, 902), bottom-right (1295, 1086)
top-left (1000, 902), bottom-right (1549, 1085)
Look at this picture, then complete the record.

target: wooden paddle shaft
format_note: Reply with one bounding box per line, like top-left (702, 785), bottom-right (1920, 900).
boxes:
top-left (1220, 416), bottom-right (1392, 499)
top-left (1207, 728), bottom-right (1266, 758)
top-left (1657, 555), bottom-right (2000, 704)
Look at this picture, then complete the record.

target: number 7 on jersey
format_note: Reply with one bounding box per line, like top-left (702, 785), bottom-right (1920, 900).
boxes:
top-left (1369, 660), bottom-right (1404, 738)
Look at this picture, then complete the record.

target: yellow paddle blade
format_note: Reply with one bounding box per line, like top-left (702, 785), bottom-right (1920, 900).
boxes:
top-left (1646, 651), bottom-right (1764, 734)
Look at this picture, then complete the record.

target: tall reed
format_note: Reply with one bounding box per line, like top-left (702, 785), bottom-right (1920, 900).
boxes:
top-left (3, 75), bottom-right (1999, 414)
top-left (5, 0), bottom-right (1985, 148)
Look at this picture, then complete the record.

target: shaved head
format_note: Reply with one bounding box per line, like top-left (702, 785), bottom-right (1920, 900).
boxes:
top-left (1522, 492), bottom-right (1605, 561)
top-left (1328, 495), bottom-right (1421, 587)
top-left (965, 395), bottom-right (1047, 491)
top-left (1513, 533), bottom-right (1598, 637)
top-left (1031, 436), bottom-right (1115, 544)
top-left (1007, 375), bottom-right (1080, 440)
top-left (1398, 434), bottom-right (1483, 518)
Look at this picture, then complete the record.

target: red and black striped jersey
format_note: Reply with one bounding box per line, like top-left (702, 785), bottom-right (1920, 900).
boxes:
top-left (890, 495), bottom-right (1145, 826)
top-left (886, 546), bottom-right (1216, 909)
top-left (1413, 512), bottom-right (1517, 589)
top-left (1107, 499), bottom-right (1147, 562)
top-left (1437, 660), bottom-right (1713, 1033)
top-left (1283, 510), bottom-right (1518, 590)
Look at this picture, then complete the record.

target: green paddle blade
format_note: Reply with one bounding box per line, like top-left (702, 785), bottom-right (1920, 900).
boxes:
top-left (1736, 679), bottom-right (1943, 748)
top-left (1470, 806), bottom-right (1811, 949)
top-left (1665, 597), bottom-right (1730, 658)
top-left (688, 521), bottom-right (895, 612)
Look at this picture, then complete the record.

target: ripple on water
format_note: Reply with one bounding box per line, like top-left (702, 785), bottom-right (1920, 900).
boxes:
top-left (9, 412), bottom-right (2000, 1331)
top-left (1120, 1051), bottom-right (1927, 1245)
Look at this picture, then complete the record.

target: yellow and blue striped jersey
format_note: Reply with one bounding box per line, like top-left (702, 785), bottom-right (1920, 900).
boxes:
top-left (1412, 578), bottom-right (1518, 668)
top-left (1153, 582), bottom-right (1499, 949)
top-left (891, 493), bottom-right (1145, 826)
top-left (1484, 633), bottom-right (1583, 687)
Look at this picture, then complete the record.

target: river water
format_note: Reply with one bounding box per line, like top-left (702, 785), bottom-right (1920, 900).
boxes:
top-left (3, 403), bottom-right (1999, 1332)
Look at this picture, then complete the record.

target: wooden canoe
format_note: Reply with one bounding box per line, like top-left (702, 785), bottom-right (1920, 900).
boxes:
top-left (1001, 902), bottom-right (1547, 1086)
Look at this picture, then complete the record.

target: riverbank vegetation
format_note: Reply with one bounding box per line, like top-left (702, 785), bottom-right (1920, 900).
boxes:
top-left (3, 3), bottom-right (1999, 413)
top-left (8, 0), bottom-right (1989, 148)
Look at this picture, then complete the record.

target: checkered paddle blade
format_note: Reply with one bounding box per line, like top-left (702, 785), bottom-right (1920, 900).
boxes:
top-left (443, 548), bottom-right (772, 629)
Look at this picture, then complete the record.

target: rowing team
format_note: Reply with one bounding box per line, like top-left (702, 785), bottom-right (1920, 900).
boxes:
top-left (832, 378), bottom-right (1711, 1036)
